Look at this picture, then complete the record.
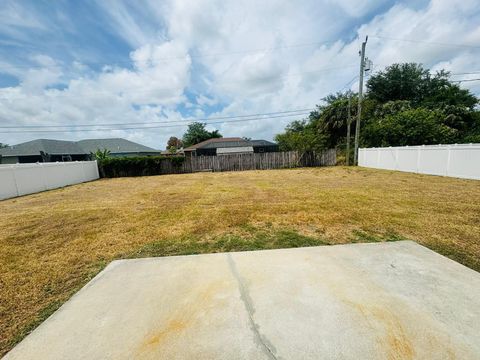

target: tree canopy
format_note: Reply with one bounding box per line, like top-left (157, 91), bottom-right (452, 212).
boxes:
top-left (182, 122), bottom-right (222, 147)
top-left (166, 136), bottom-right (183, 152)
top-left (0, 143), bottom-right (8, 149)
top-left (275, 63), bottom-right (480, 153)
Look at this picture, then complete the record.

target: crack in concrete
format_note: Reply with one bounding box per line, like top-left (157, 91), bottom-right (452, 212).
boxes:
top-left (226, 253), bottom-right (279, 360)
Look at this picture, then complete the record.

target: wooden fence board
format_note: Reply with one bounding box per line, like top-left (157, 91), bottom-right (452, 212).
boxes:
top-left (183, 149), bottom-right (335, 173)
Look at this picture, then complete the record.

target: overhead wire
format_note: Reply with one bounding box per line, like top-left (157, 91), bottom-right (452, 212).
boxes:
top-left (0, 111), bottom-right (313, 133)
top-left (0, 109), bottom-right (313, 129)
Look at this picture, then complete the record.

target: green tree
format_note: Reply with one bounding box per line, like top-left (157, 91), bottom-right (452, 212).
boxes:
top-left (367, 63), bottom-right (478, 109)
top-left (166, 136), bottom-right (183, 153)
top-left (274, 120), bottom-right (326, 153)
top-left (276, 63), bottom-right (479, 151)
top-left (0, 143), bottom-right (8, 148)
top-left (91, 148), bottom-right (111, 161)
top-left (363, 108), bottom-right (457, 147)
top-left (182, 122), bottom-right (222, 147)
top-left (309, 92), bottom-right (360, 148)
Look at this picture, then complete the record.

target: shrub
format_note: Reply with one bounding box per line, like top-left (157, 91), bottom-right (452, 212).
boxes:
top-left (98, 156), bottom-right (186, 178)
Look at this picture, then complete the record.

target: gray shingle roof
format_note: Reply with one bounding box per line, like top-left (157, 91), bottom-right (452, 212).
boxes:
top-left (184, 138), bottom-right (277, 151)
top-left (0, 139), bottom-right (87, 157)
top-left (76, 138), bottom-right (160, 154)
top-left (249, 140), bottom-right (277, 146)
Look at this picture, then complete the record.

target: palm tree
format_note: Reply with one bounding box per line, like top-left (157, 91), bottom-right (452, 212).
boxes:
top-left (91, 148), bottom-right (111, 161)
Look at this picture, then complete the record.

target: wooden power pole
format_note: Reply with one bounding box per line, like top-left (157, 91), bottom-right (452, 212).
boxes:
top-left (354, 36), bottom-right (368, 165)
top-left (346, 94), bottom-right (351, 166)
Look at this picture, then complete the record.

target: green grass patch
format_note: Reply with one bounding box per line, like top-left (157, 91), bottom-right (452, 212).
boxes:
top-left (129, 226), bottom-right (330, 259)
top-left (350, 229), bottom-right (408, 243)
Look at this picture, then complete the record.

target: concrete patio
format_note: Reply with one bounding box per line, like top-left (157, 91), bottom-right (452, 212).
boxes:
top-left (5, 241), bottom-right (480, 359)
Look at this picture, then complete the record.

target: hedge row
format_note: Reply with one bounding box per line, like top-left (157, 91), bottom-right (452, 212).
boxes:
top-left (98, 156), bottom-right (186, 178)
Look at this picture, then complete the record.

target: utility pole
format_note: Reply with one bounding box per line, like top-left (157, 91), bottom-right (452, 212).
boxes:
top-left (346, 94), bottom-right (351, 166)
top-left (354, 36), bottom-right (368, 165)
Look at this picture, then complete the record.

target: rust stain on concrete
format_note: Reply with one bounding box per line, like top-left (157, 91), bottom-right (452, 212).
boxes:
top-left (136, 279), bottom-right (228, 357)
top-left (305, 253), bottom-right (460, 359)
top-left (142, 319), bottom-right (188, 348)
top-left (358, 304), bottom-right (414, 360)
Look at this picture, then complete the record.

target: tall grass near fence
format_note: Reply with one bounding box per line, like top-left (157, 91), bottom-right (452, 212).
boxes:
top-left (98, 150), bottom-right (336, 178)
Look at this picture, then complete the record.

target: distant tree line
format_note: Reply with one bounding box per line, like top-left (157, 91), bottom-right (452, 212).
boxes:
top-left (275, 63), bottom-right (480, 161)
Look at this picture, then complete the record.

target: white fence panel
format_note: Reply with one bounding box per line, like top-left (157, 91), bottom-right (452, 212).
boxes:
top-left (396, 147), bottom-right (418, 173)
top-left (359, 144), bottom-right (480, 180)
top-left (0, 168), bottom-right (18, 200)
top-left (377, 147), bottom-right (396, 170)
top-left (13, 165), bottom-right (48, 196)
top-left (448, 145), bottom-right (480, 179)
top-left (0, 161), bottom-right (99, 200)
top-left (419, 146), bottom-right (449, 176)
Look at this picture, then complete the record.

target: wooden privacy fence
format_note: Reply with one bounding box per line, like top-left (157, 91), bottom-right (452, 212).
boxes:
top-left (188, 149), bottom-right (336, 173)
top-left (99, 150), bottom-right (336, 178)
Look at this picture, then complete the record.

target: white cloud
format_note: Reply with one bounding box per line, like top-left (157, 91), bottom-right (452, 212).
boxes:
top-left (0, 0), bottom-right (479, 149)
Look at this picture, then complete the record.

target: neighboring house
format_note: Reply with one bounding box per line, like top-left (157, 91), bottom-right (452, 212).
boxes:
top-left (160, 149), bottom-right (185, 156)
top-left (0, 138), bottom-right (161, 164)
top-left (183, 138), bottom-right (278, 157)
top-left (77, 138), bottom-right (162, 158)
top-left (0, 139), bottom-right (89, 164)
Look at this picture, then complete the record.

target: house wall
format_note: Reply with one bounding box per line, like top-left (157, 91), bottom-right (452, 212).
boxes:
top-left (253, 145), bottom-right (279, 153)
top-left (0, 156), bottom-right (19, 164)
top-left (195, 149), bottom-right (217, 156)
top-left (217, 146), bottom-right (254, 155)
top-left (0, 161), bottom-right (100, 200)
top-left (108, 152), bottom-right (163, 158)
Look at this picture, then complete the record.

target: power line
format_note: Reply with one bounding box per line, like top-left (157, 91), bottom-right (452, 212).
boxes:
top-left (0, 109), bottom-right (313, 129)
top-left (0, 112), bottom-right (311, 134)
top-left (451, 78), bottom-right (480, 83)
top-left (450, 71), bottom-right (480, 76)
top-left (370, 35), bottom-right (480, 49)
top-left (0, 39), bottom-right (338, 72)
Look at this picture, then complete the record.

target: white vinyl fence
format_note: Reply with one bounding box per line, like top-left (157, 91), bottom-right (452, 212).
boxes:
top-left (0, 161), bottom-right (99, 200)
top-left (359, 144), bottom-right (480, 180)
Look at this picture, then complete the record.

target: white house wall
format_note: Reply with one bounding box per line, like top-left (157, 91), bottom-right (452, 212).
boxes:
top-left (217, 146), bottom-right (254, 155)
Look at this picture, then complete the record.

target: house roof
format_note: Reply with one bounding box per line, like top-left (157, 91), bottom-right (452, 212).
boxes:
top-left (184, 138), bottom-right (277, 151)
top-left (183, 137), bottom-right (245, 151)
top-left (249, 140), bottom-right (277, 146)
top-left (76, 138), bottom-right (160, 154)
top-left (0, 139), bottom-right (87, 157)
top-left (0, 138), bottom-right (161, 158)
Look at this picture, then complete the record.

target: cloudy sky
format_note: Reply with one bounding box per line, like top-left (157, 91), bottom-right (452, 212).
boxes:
top-left (0, 0), bottom-right (479, 149)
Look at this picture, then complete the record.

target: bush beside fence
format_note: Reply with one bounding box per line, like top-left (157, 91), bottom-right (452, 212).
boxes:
top-left (98, 150), bottom-right (336, 178)
top-left (98, 156), bottom-right (186, 177)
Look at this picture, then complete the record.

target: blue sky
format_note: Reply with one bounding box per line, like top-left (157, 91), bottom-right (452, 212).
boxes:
top-left (0, 0), bottom-right (479, 149)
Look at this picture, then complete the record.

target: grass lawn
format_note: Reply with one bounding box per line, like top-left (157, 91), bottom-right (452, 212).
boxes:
top-left (1, 166), bottom-right (479, 356)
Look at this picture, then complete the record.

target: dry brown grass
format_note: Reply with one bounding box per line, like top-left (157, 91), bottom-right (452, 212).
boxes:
top-left (1, 166), bottom-right (479, 356)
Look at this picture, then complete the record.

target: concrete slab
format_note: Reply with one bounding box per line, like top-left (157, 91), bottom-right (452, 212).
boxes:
top-left (4, 241), bottom-right (480, 359)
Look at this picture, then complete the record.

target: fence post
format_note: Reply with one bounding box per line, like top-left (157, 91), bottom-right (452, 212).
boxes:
top-left (445, 145), bottom-right (452, 176)
top-left (416, 146), bottom-right (422, 173)
top-left (80, 161), bottom-right (87, 181)
top-left (10, 165), bottom-right (20, 198)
